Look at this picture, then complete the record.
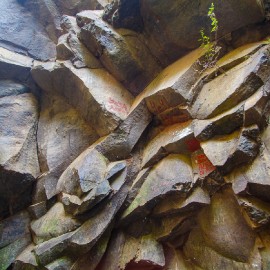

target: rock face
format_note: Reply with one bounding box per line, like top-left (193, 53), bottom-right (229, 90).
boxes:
top-left (0, 81), bottom-right (39, 217)
top-left (1, 1), bottom-right (270, 270)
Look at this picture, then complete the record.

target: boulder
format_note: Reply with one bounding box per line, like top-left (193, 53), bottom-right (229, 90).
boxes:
top-left (79, 16), bottom-right (161, 95)
top-left (0, 49), bottom-right (32, 84)
top-left (141, 121), bottom-right (198, 168)
top-left (0, 83), bottom-right (39, 216)
top-left (230, 145), bottom-right (270, 202)
top-left (12, 245), bottom-right (38, 270)
top-left (184, 188), bottom-right (259, 269)
top-left (237, 195), bottom-right (270, 229)
top-left (100, 232), bottom-right (165, 270)
top-left (30, 202), bottom-right (80, 244)
top-left (201, 128), bottom-right (259, 175)
top-left (70, 231), bottom-right (111, 270)
top-left (37, 93), bottom-right (99, 199)
top-left (96, 100), bottom-right (152, 161)
top-left (31, 61), bottom-right (133, 136)
top-left (121, 154), bottom-right (194, 225)
top-left (153, 187), bottom-right (210, 217)
top-left (191, 47), bottom-right (268, 119)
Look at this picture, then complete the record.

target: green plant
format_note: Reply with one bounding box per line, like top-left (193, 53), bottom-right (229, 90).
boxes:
top-left (197, 3), bottom-right (220, 72)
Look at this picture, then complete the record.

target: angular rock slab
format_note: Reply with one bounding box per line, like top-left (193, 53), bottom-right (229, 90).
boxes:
top-left (237, 195), bottom-right (270, 229)
top-left (229, 145), bottom-right (270, 202)
top-left (0, 86), bottom-right (39, 216)
top-left (191, 47), bottom-right (268, 119)
top-left (100, 232), bottom-right (165, 270)
top-left (0, 48), bottom-right (33, 84)
top-left (31, 61), bottom-right (133, 136)
top-left (80, 17), bottom-right (161, 95)
top-left (96, 100), bottom-right (152, 161)
top-left (132, 48), bottom-right (203, 115)
top-left (31, 202), bottom-right (80, 244)
top-left (142, 121), bottom-right (199, 168)
top-left (153, 187), bottom-right (210, 217)
top-left (37, 93), bottom-right (99, 199)
top-left (121, 154), bottom-right (194, 225)
top-left (56, 147), bottom-right (109, 196)
top-left (201, 128), bottom-right (259, 175)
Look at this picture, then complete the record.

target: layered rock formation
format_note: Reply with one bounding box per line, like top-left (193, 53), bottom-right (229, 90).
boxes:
top-left (1, 0), bottom-right (270, 269)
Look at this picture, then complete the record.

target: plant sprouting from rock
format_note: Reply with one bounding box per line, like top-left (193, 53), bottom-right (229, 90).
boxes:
top-left (197, 3), bottom-right (220, 72)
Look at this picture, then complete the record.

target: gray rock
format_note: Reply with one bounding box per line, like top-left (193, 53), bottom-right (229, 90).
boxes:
top-left (37, 93), bottom-right (99, 199)
top-left (0, 0), bottom-right (56, 60)
top-left (79, 16), bottom-right (161, 95)
top-left (121, 154), bottom-right (194, 225)
top-left (96, 100), bottom-right (152, 160)
top-left (0, 89), bottom-right (39, 216)
top-left (31, 61), bottom-right (133, 136)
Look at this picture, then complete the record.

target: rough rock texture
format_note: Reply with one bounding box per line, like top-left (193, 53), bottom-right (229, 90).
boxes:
top-left (1, 1), bottom-right (270, 270)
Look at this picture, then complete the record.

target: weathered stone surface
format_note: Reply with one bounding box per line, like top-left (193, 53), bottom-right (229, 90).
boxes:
top-left (96, 100), bottom-right (152, 160)
top-left (237, 196), bottom-right (270, 229)
top-left (71, 231), bottom-right (110, 270)
top-left (100, 232), bottom-right (165, 270)
top-left (259, 228), bottom-right (270, 270)
top-left (184, 188), bottom-right (259, 269)
top-left (31, 202), bottom-right (80, 244)
top-left (121, 154), bottom-right (194, 225)
top-left (140, 0), bottom-right (265, 65)
top-left (0, 237), bottom-right (32, 270)
top-left (0, 48), bottom-right (33, 84)
top-left (141, 121), bottom-right (198, 168)
top-left (79, 16), bottom-right (161, 95)
top-left (155, 106), bottom-right (192, 126)
top-left (45, 257), bottom-right (74, 270)
top-left (103, 0), bottom-right (143, 32)
top-left (21, 0), bottom-right (62, 43)
top-left (0, 86), bottom-right (39, 216)
top-left (126, 168), bottom-right (150, 204)
top-left (230, 145), bottom-right (270, 202)
top-left (12, 245), bottom-right (38, 270)
top-left (34, 232), bottom-right (74, 266)
top-left (191, 47), bottom-right (268, 119)
top-left (152, 214), bottom-right (197, 243)
top-left (194, 104), bottom-right (244, 141)
top-left (28, 201), bottom-right (47, 220)
top-left (201, 128), bottom-right (259, 175)
top-left (191, 149), bottom-right (216, 179)
top-left (0, 0), bottom-right (56, 60)
top-left (56, 147), bottom-right (109, 196)
top-left (37, 93), bottom-right (99, 199)
top-left (0, 211), bottom-right (31, 249)
top-left (153, 187), bottom-right (210, 218)
top-left (244, 79), bottom-right (270, 128)
top-left (164, 246), bottom-right (199, 270)
top-left (76, 10), bottom-right (103, 27)
top-left (32, 61), bottom-right (133, 136)
top-left (133, 48), bottom-right (203, 115)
